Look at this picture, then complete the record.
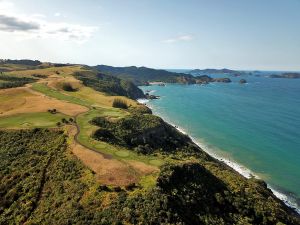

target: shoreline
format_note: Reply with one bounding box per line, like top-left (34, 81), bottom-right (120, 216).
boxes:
top-left (137, 98), bottom-right (300, 214)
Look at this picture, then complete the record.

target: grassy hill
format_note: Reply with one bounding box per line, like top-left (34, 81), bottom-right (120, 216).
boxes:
top-left (0, 61), bottom-right (299, 224)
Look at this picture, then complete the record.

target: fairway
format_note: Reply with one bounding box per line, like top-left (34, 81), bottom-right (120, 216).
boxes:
top-left (115, 150), bottom-right (130, 157)
top-left (0, 66), bottom-right (164, 189)
top-left (32, 83), bottom-right (91, 107)
top-left (0, 112), bottom-right (69, 128)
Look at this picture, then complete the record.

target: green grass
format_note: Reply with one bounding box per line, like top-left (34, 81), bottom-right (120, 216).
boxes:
top-left (0, 112), bottom-right (68, 128)
top-left (149, 159), bottom-right (164, 166)
top-left (115, 150), bottom-right (130, 157)
top-left (32, 82), bottom-right (166, 169)
top-left (32, 83), bottom-right (92, 107)
top-left (138, 173), bottom-right (159, 190)
top-left (76, 109), bottom-right (166, 167)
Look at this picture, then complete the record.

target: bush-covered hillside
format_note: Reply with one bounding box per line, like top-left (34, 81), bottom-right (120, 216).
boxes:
top-left (100, 162), bottom-right (300, 225)
top-left (91, 114), bottom-right (202, 156)
top-left (73, 70), bottom-right (145, 99)
top-left (0, 75), bottom-right (36, 89)
top-left (0, 59), bottom-right (42, 66)
top-left (95, 65), bottom-right (219, 85)
top-left (0, 129), bottom-right (299, 224)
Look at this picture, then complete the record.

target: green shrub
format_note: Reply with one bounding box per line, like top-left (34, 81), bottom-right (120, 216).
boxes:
top-left (0, 75), bottom-right (36, 89)
top-left (91, 114), bottom-right (200, 155)
top-left (62, 82), bottom-right (77, 92)
top-left (112, 98), bottom-right (128, 109)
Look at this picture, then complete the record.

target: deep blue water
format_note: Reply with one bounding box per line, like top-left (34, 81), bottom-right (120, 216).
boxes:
top-left (140, 72), bottom-right (300, 211)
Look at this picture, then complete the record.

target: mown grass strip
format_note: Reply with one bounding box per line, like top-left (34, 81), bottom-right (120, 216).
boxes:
top-left (0, 112), bottom-right (68, 128)
top-left (32, 83), bottom-right (91, 107)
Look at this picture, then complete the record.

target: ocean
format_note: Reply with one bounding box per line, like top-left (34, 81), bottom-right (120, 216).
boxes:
top-left (139, 71), bottom-right (300, 213)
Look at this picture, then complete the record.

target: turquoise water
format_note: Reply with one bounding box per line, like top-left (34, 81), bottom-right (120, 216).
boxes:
top-left (140, 73), bottom-right (300, 211)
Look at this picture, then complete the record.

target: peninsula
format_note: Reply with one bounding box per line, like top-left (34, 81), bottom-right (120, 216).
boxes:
top-left (0, 60), bottom-right (299, 224)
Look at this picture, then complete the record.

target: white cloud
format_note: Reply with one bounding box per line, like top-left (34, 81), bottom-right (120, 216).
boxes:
top-left (162, 35), bottom-right (194, 44)
top-left (0, 2), bottom-right (98, 43)
top-left (54, 12), bottom-right (61, 17)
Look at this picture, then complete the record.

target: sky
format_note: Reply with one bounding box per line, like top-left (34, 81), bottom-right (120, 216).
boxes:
top-left (0, 0), bottom-right (299, 70)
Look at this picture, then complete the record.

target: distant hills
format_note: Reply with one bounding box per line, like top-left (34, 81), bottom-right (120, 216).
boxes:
top-left (95, 65), bottom-right (192, 85)
top-left (0, 59), bottom-right (42, 66)
top-left (94, 65), bottom-right (232, 85)
top-left (189, 68), bottom-right (240, 74)
top-left (188, 68), bottom-right (248, 77)
top-left (269, 73), bottom-right (300, 79)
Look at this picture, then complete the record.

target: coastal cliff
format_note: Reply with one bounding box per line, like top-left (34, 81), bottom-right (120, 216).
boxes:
top-left (0, 61), bottom-right (299, 224)
top-left (89, 111), bottom-right (300, 224)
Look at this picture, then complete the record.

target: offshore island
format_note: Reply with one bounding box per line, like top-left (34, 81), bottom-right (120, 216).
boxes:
top-left (0, 59), bottom-right (300, 224)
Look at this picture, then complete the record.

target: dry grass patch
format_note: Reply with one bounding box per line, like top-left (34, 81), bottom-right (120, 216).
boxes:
top-left (65, 125), bottom-right (155, 187)
top-left (7, 65), bottom-right (83, 77)
top-left (62, 85), bottom-right (137, 108)
top-left (0, 87), bottom-right (88, 117)
top-left (46, 76), bottom-right (83, 90)
top-left (72, 143), bottom-right (139, 186)
top-left (127, 160), bottom-right (159, 175)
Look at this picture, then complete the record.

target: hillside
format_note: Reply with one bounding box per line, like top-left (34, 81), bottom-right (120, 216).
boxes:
top-left (73, 69), bottom-right (145, 99)
top-left (189, 68), bottom-right (240, 74)
top-left (95, 65), bottom-right (232, 85)
top-left (0, 61), bottom-right (299, 224)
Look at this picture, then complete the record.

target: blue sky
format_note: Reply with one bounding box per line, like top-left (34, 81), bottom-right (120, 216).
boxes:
top-left (0, 0), bottom-right (299, 70)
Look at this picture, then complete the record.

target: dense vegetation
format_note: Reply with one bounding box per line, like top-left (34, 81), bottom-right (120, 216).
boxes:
top-left (73, 70), bottom-right (145, 99)
top-left (0, 59), bottom-right (42, 66)
top-left (101, 162), bottom-right (300, 224)
top-left (91, 114), bottom-right (209, 157)
top-left (0, 74), bottom-right (36, 89)
top-left (1, 129), bottom-right (299, 225)
top-left (61, 82), bottom-right (78, 92)
top-left (112, 98), bottom-right (128, 109)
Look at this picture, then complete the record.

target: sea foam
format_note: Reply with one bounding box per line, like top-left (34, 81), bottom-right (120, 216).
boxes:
top-left (150, 110), bottom-right (300, 214)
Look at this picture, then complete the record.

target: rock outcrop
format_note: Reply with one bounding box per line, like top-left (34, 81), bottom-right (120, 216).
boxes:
top-left (212, 78), bottom-right (232, 83)
top-left (239, 79), bottom-right (247, 84)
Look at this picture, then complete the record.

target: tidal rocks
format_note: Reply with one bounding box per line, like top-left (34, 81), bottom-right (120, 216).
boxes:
top-left (212, 78), bottom-right (232, 83)
top-left (239, 79), bottom-right (247, 84)
top-left (145, 93), bottom-right (160, 99)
